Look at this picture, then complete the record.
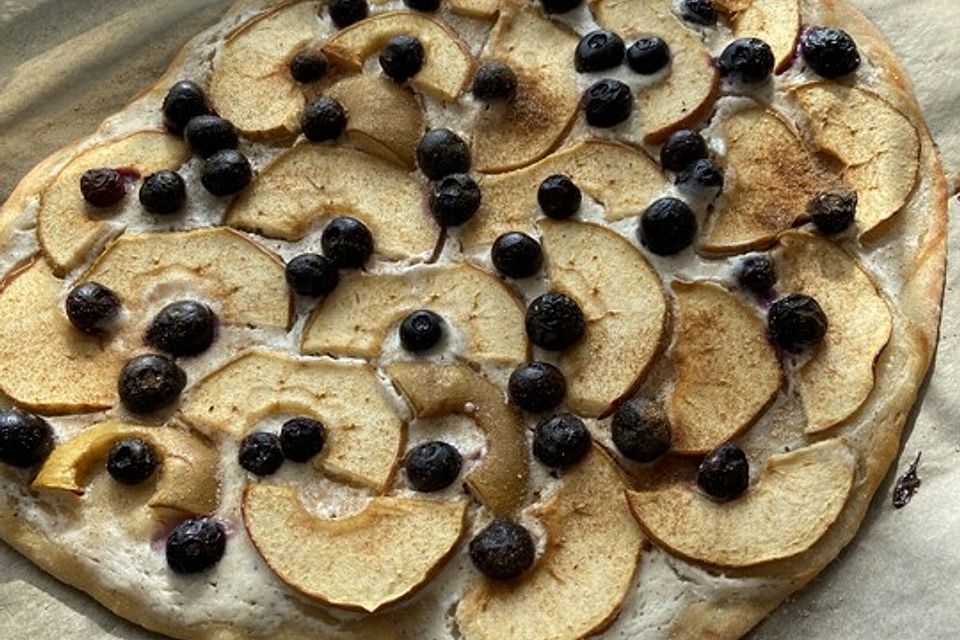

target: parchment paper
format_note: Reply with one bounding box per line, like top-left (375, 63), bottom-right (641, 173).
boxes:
top-left (0, 1), bottom-right (956, 638)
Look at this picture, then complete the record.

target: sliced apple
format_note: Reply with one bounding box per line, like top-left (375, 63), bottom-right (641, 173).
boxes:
top-left (326, 75), bottom-right (424, 170)
top-left (387, 361), bottom-right (528, 515)
top-left (81, 227), bottom-right (291, 329)
top-left (449, 0), bottom-right (499, 19)
top-left (244, 484), bottom-right (466, 613)
top-left (37, 131), bottom-right (188, 275)
top-left (180, 350), bottom-right (403, 491)
top-left (0, 259), bottom-right (123, 414)
top-left (226, 144), bottom-right (437, 260)
top-left (726, 0), bottom-right (801, 73)
top-left (667, 281), bottom-right (782, 454)
top-left (792, 83), bottom-right (921, 239)
top-left (593, 0), bottom-right (719, 142)
top-left (714, 0), bottom-right (752, 10)
top-left (471, 2), bottom-right (580, 173)
top-left (541, 221), bottom-right (667, 418)
top-left (627, 438), bottom-right (856, 568)
top-left (457, 446), bottom-right (642, 640)
top-left (302, 263), bottom-right (528, 367)
top-left (774, 232), bottom-right (893, 432)
top-left (208, 0), bottom-right (318, 139)
top-left (32, 420), bottom-right (218, 515)
top-left (702, 105), bottom-right (833, 254)
top-left (323, 11), bottom-right (475, 102)
top-left (462, 140), bottom-right (668, 249)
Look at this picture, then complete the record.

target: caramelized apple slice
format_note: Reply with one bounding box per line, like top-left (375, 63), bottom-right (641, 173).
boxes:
top-left (449, 0), bottom-right (499, 19)
top-left (727, 0), bottom-right (801, 73)
top-left (628, 439), bottom-right (855, 568)
top-left (775, 232), bottom-right (892, 432)
top-left (457, 447), bottom-right (642, 640)
top-left (244, 484), bottom-right (466, 613)
top-left (387, 361), bottom-right (528, 514)
top-left (180, 350), bottom-right (404, 492)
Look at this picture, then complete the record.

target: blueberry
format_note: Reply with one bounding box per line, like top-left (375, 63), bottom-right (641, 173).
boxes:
top-left (0, 408), bottom-right (53, 468)
top-left (801, 27), bottom-right (860, 79)
top-left (285, 253), bottom-right (339, 297)
top-left (768, 294), bottom-right (828, 353)
top-left (321, 216), bottom-right (374, 268)
top-left (627, 37), bottom-right (671, 74)
top-left (533, 413), bottom-right (591, 469)
top-left (379, 35), bottom-right (425, 82)
top-left (582, 79), bottom-right (633, 127)
top-left (430, 173), bottom-right (481, 226)
top-left (469, 519), bottom-right (536, 580)
top-left (404, 0), bottom-right (440, 10)
top-left (66, 282), bottom-right (121, 335)
top-left (162, 80), bottom-right (211, 134)
top-left (736, 254), bottom-right (776, 295)
top-left (239, 432), bottom-right (284, 476)
top-left (405, 441), bottom-right (462, 492)
top-left (526, 293), bottom-right (585, 351)
top-left (719, 38), bottom-right (775, 84)
top-left (575, 30), bottom-right (626, 73)
top-left (676, 158), bottom-right (724, 192)
top-left (118, 354), bottom-right (187, 414)
top-left (166, 517), bottom-right (227, 574)
top-left (508, 362), bottom-right (566, 413)
top-left (680, 0), bottom-right (717, 26)
top-left (139, 170), bottom-right (187, 215)
top-left (107, 438), bottom-right (158, 485)
top-left (492, 232), bottom-right (543, 278)
top-left (400, 309), bottom-right (445, 352)
top-left (538, 174), bottom-right (581, 219)
top-left (539, 0), bottom-right (582, 12)
top-left (472, 61), bottom-right (518, 102)
top-left (807, 188), bottom-right (857, 235)
top-left (289, 47), bottom-right (329, 83)
top-left (146, 300), bottom-right (217, 357)
top-left (80, 168), bottom-right (126, 208)
top-left (611, 400), bottom-right (671, 462)
top-left (184, 115), bottom-right (239, 158)
top-left (200, 149), bottom-right (252, 196)
top-left (301, 96), bottom-right (347, 142)
top-left (280, 417), bottom-right (326, 463)
top-left (328, 0), bottom-right (368, 28)
top-left (697, 442), bottom-right (749, 500)
top-left (640, 197), bottom-right (697, 256)
top-left (659, 129), bottom-right (708, 172)
top-left (417, 128), bottom-right (471, 180)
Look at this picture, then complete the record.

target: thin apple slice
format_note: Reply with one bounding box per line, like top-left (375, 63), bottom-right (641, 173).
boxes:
top-left (667, 281), bottom-right (782, 454)
top-left (244, 484), bottom-right (466, 613)
top-left (702, 106), bottom-right (833, 254)
top-left (208, 0), bottom-right (318, 140)
top-left (462, 140), bottom-right (667, 249)
top-left (449, 0), bottom-right (499, 19)
top-left (32, 421), bottom-right (218, 515)
top-left (541, 221), bottom-right (667, 418)
top-left (457, 446), bottom-right (642, 640)
top-left (593, 0), bottom-right (719, 142)
top-left (226, 144), bottom-right (437, 260)
top-left (792, 83), bottom-right (921, 239)
top-left (180, 350), bottom-right (404, 492)
top-left (323, 11), bottom-right (475, 102)
top-left (326, 75), bottom-right (423, 170)
top-left (0, 260), bottom-right (124, 414)
top-left (387, 361), bottom-right (528, 515)
top-left (471, 2), bottom-right (580, 173)
top-left (728, 0), bottom-right (801, 73)
top-left (774, 232), bottom-right (892, 433)
top-left (302, 263), bottom-right (528, 367)
top-left (627, 438), bottom-right (856, 568)
top-left (714, 0), bottom-right (752, 10)
top-left (37, 131), bottom-right (188, 275)
top-left (81, 227), bottom-right (291, 329)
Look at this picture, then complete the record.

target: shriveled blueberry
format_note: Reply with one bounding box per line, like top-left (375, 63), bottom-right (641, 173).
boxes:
top-left (166, 517), bottom-right (226, 574)
top-left (146, 300), bottom-right (217, 357)
top-left (162, 80), bottom-right (211, 134)
top-left (718, 38), bottom-right (775, 84)
top-left (404, 0), bottom-right (440, 10)
top-left (469, 519), bottom-right (536, 580)
top-left (400, 309), bottom-right (445, 353)
top-left (676, 158), bottom-right (724, 192)
top-left (807, 188), bottom-right (857, 235)
top-left (285, 253), bottom-right (339, 297)
top-left (533, 413), bottom-right (591, 469)
top-left (582, 79), bottom-right (633, 127)
top-left (430, 173), bottom-right (481, 226)
top-left (417, 128), bottom-right (471, 180)
top-left (697, 442), bottom-right (749, 500)
top-left (538, 174), bottom-right (581, 219)
top-left (575, 30), bottom-right (626, 72)
top-left (301, 97), bottom-right (347, 142)
top-left (680, 0), bottom-right (717, 26)
top-left (611, 400), bottom-right (671, 462)
top-left (405, 441), bottom-right (462, 492)
top-left (201, 149), bottom-right (252, 196)
top-left (801, 27), bottom-right (860, 78)
top-left (239, 432), bottom-right (284, 476)
top-left (328, 0), bottom-right (368, 28)
top-left (526, 293), bottom-right (585, 351)
top-left (539, 0), bottom-right (582, 12)
top-left (80, 168), bottom-right (126, 208)
top-left (184, 115), bottom-right (238, 158)
top-left (139, 170), bottom-right (187, 215)
top-left (768, 294), bottom-right (827, 353)
top-left (321, 216), bottom-right (374, 268)
top-left (627, 37), bottom-right (671, 74)
top-left (660, 129), bottom-right (708, 172)
top-left (118, 354), bottom-right (187, 414)
top-left (107, 438), bottom-right (158, 485)
top-left (289, 47), bottom-right (329, 83)
top-left (379, 35), bottom-right (425, 82)
top-left (280, 417), bottom-right (326, 463)
top-left (736, 254), bottom-right (776, 295)
top-left (508, 362), bottom-right (566, 413)
top-left (492, 232), bottom-right (543, 278)
top-left (472, 61), bottom-right (518, 102)
top-left (639, 197), bottom-right (697, 256)
top-left (0, 408), bottom-right (53, 468)
top-left (66, 282), bottom-right (121, 334)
